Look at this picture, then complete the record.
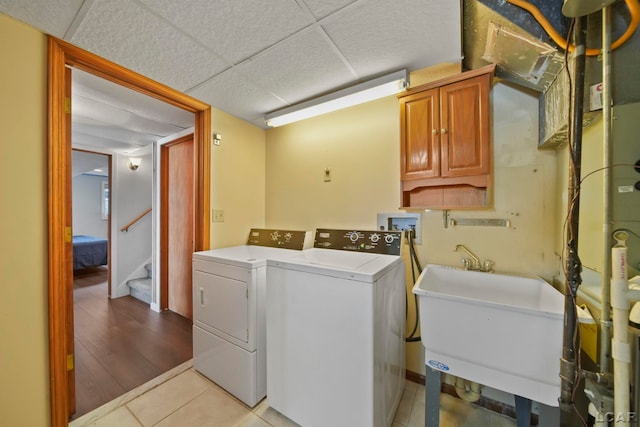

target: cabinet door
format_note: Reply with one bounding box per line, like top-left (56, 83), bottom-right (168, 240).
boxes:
top-left (400, 88), bottom-right (440, 180)
top-left (440, 74), bottom-right (490, 178)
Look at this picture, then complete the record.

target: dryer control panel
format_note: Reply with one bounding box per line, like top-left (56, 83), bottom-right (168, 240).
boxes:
top-left (314, 229), bottom-right (402, 255)
top-left (246, 228), bottom-right (310, 250)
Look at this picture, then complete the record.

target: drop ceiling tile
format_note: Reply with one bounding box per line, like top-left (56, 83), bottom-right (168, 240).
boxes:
top-left (188, 70), bottom-right (286, 126)
top-left (72, 150), bottom-right (109, 177)
top-left (302, 0), bottom-right (357, 19)
top-left (140, 0), bottom-right (314, 65)
top-left (323, 0), bottom-right (462, 77)
top-left (238, 27), bottom-right (355, 106)
top-left (2, 0), bottom-right (465, 128)
top-left (69, 0), bottom-right (229, 92)
top-left (0, 0), bottom-right (84, 37)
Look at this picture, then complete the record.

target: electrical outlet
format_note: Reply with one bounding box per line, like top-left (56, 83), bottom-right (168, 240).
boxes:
top-left (324, 168), bottom-right (332, 182)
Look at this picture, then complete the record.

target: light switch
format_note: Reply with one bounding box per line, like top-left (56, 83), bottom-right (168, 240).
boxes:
top-left (212, 209), bottom-right (224, 222)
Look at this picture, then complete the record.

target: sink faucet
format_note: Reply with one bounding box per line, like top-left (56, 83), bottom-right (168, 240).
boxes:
top-left (454, 244), bottom-right (494, 272)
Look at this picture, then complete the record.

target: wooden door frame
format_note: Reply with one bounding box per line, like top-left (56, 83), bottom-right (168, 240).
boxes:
top-left (48, 36), bottom-right (210, 426)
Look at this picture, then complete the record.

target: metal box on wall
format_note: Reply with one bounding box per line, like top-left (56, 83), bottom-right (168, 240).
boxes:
top-left (612, 103), bottom-right (640, 273)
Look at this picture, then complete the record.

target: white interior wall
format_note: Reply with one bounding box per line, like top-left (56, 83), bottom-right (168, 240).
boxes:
top-left (72, 174), bottom-right (108, 238)
top-left (112, 147), bottom-right (153, 298)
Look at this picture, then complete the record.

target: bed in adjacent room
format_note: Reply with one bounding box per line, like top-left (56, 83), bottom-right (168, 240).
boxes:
top-left (73, 235), bottom-right (108, 270)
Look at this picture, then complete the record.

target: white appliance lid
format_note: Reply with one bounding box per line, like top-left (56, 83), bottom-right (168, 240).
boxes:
top-left (266, 247), bottom-right (402, 282)
top-left (193, 245), bottom-right (306, 268)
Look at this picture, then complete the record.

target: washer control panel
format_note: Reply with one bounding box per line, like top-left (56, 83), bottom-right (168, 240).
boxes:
top-left (314, 229), bottom-right (402, 255)
top-left (246, 228), bottom-right (309, 250)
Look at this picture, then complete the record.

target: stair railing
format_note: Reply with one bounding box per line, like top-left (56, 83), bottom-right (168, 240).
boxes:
top-left (121, 207), bottom-right (152, 232)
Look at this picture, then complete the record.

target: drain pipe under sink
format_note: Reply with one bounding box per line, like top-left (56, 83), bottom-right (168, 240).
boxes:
top-left (611, 231), bottom-right (640, 426)
top-left (454, 377), bottom-right (481, 403)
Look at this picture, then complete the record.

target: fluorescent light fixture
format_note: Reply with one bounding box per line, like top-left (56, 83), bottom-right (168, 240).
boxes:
top-left (265, 69), bottom-right (408, 127)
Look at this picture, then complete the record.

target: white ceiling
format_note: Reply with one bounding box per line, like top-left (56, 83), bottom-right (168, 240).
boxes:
top-left (1, 0), bottom-right (462, 164)
top-left (72, 68), bottom-right (195, 154)
top-left (72, 149), bottom-right (109, 177)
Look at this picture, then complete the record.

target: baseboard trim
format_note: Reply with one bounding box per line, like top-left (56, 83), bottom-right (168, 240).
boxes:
top-left (405, 369), bottom-right (425, 385)
top-left (404, 369), bottom-right (538, 426)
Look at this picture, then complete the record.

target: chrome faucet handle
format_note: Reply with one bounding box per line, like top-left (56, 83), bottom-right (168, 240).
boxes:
top-left (462, 258), bottom-right (471, 270)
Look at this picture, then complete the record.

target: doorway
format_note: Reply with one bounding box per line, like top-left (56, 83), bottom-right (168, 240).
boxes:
top-left (71, 149), bottom-right (111, 295)
top-left (48, 36), bottom-right (210, 427)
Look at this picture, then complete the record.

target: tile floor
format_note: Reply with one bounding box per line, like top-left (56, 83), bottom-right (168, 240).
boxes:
top-left (70, 361), bottom-right (517, 427)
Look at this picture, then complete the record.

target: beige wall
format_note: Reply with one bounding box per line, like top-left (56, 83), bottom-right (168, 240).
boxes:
top-left (265, 71), bottom-right (560, 377)
top-left (554, 117), bottom-right (605, 276)
top-left (265, 96), bottom-right (400, 231)
top-left (0, 13), bottom-right (50, 426)
top-left (210, 108), bottom-right (266, 248)
top-left (577, 118), bottom-right (605, 273)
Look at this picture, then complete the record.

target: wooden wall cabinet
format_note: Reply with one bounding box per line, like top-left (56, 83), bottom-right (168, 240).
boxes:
top-left (399, 65), bottom-right (494, 209)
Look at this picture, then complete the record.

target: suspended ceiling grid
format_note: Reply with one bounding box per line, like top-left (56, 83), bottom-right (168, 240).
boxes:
top-left (0, 0), bottom-right (463, 129)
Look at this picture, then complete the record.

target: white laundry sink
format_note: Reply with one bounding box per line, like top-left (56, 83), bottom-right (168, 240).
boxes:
top-left (413, 264), bottom-right (592, 407)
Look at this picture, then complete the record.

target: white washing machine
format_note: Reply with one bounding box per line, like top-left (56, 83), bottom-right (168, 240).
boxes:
top-left (266, 229), bottom-right (406, 427)
top-left (192, 229), bottom-right (312, 407)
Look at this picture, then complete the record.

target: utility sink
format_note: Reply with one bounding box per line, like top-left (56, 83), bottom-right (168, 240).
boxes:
top-left (413, 264), bottom-right (592, 407)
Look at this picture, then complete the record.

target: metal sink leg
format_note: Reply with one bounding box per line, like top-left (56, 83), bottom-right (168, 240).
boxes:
top-left (425, 367), bottom-right (441, 427)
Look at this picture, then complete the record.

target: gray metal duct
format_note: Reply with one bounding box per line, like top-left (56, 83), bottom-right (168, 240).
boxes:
top-left (463, 0), bottom-right (640, 148)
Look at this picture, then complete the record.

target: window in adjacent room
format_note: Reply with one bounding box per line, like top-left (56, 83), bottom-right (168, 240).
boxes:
top-left (101, 180), bottom-right (109, 220)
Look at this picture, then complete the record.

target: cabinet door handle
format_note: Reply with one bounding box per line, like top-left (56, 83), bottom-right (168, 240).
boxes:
top-left (200, 287), bottom-right (204, 305)
top-left (432, 129), bottom-right (438, 135)
top-left (441, 128), bottom-right (448, 134)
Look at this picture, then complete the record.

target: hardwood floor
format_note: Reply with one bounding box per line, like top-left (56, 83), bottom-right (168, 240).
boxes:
top-left (72, 267), bottom-right (192, 419)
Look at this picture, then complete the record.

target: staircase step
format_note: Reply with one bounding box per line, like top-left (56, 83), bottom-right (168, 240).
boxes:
top-left (144, 263), bottom-right (153, 278)
top-left (127, 277), bottom-right (151, 304)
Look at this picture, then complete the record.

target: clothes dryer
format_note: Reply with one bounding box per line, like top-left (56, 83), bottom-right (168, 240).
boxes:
top-left (192, 229), bottom-right (311, 407)
top-left (266, 229), bottom-right (405, 427)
